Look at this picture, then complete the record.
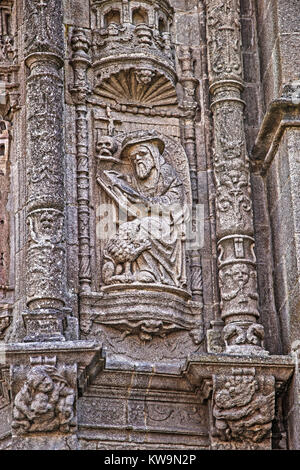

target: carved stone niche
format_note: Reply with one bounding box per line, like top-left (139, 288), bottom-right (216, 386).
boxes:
top-left (82, 130), bottom-right (203, 356)
top-left (91, 0), bottom-right (177, 112)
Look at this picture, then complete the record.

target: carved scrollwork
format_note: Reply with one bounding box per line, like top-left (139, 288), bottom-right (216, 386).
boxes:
top-left (223, 322), bottom-right (265, 350)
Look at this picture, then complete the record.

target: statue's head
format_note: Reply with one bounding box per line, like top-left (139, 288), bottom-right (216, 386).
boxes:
top-left (120, 135), bottom-right (165, 180)
top-left (127, 144), bottom-right (156, 179)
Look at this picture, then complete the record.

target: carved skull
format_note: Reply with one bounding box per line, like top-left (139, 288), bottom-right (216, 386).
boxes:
top-left (96, 136), bottom-right (117, 158)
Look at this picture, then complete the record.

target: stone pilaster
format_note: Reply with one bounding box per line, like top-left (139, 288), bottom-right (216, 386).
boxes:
top-left (205, 0), bottom-right (266, 354)
top-left (23, 0), bottom-right (67, 341)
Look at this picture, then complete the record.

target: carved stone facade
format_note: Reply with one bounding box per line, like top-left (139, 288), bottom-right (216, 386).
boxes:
top-left (0, 0), bottom-right (300, 451)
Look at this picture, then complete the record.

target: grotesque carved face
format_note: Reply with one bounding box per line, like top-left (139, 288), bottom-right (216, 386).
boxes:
top-left (96, 136), bottom-right (116, 157)
top-left (128, 144), bottom-right (155, 180)
top-left (107, 23), bottom-right (119, 36)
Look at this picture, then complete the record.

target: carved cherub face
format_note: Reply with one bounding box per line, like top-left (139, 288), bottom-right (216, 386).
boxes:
top-left (230, 264), bottom-right (250, 286)
top-left (128, 144), bottom-right (155, 180)
top-left (96, 136), bottom-right (116, 158)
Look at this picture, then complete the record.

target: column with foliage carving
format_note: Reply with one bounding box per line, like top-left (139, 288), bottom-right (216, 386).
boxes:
top-left (205, 0), bottom-right (266, 354)
top-left (23, 0), bottom-right (67, 341)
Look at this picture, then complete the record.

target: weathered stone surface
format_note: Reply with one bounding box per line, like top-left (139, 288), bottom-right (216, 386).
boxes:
top-left (0, 0), bottom-right (299, 451)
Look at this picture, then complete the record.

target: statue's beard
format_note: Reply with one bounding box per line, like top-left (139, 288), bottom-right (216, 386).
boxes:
top-left (135, 161), bottom-right (153, 180)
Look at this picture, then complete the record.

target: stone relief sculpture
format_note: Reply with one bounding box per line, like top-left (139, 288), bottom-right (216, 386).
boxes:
top-left (212, 369), bottom-right (275, 449)
top-left (0, 0), bottom-right (296, 452)
top-left (12, 366), bottom-right (75, 435)
top-left (87, 130), bottom-right (204, 346)
top-left (98, 133), bottom-right (188, 288)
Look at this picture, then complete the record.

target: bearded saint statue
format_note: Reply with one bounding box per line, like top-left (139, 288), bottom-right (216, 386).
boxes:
top-left (99, 134), bottom-right (189, 289)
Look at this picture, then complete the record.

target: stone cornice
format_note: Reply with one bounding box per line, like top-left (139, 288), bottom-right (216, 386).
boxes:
top-left (251, 98), bottom-right (300, 174)
top-left (183, 353), bottom-right (295, 387)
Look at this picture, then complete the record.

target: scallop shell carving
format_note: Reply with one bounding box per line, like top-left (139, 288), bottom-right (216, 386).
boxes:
top-left (94, 68), bottom-right (178, 108)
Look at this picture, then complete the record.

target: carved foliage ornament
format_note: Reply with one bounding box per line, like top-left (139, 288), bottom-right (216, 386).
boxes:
top-left (213, 106), bottom-right (252, 232)
top-left (12, 365), bottom-right (75, 435)
top-left (206, 0), bottom-right (242, 82)
top-left (24, 0), bottom-right (63, 55)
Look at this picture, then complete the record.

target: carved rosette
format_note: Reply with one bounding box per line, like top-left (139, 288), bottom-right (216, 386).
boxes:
top-left (70, 28), bottom-right (92, 292)
top-left (23, 0), bottom-right (67, 341)
top-left (211, 368), bottom-right (275, 450)
top-left (206, 0), bottom-right (265, 354)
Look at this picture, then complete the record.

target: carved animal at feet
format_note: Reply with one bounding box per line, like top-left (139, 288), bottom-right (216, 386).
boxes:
top-left (102, 219), bottom-right (152, 284)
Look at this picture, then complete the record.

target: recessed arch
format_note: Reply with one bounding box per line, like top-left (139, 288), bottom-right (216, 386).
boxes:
top-left (104, 9), bottom-right (121, 27)
top-left (132, 7), bottom-right (149, 25)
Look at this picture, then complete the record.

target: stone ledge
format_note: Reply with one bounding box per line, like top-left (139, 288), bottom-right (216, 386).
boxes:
top-left (251, 97), bottom-right (300, 172)
top-left (183, 352), bottom-right (295, 385)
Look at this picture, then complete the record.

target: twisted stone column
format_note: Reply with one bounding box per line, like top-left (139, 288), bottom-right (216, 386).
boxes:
top-left (206, 0), bottom-right (266, 354)
top-left (70, 28), bottom-right (92, 293)
top-left (23, 0), bottom-right (67, 341)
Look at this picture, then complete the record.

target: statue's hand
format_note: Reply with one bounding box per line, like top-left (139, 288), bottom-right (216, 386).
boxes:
top-left (126, 193), bottom-right (149, 206)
